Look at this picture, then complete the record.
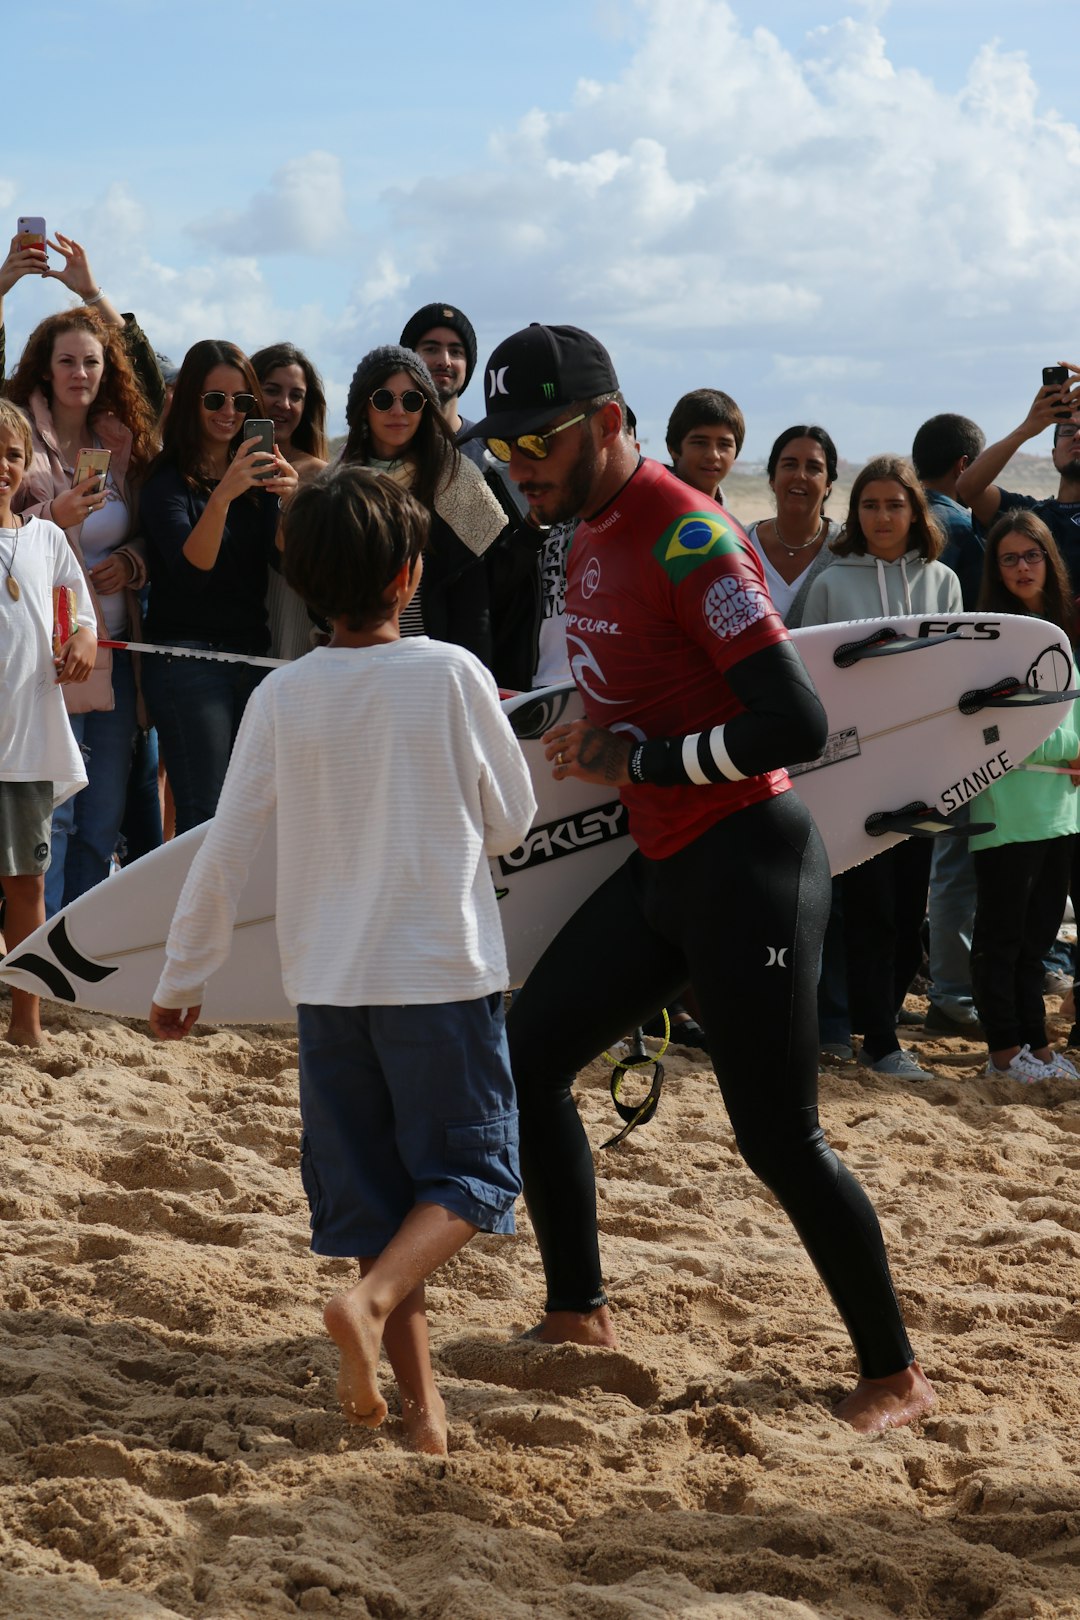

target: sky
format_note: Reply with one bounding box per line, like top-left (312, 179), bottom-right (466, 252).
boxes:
top-left (6, 0), bottom-right (1078, 464)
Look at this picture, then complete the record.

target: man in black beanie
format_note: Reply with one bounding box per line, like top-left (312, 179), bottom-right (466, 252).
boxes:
top-left (399, 302), bottom-right (480, 463)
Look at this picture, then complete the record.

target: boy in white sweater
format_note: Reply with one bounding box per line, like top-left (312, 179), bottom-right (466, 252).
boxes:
top-left (0, 399), bottom-right (97, 1045)
top-left (150, 466), bottom-right (536, 1454)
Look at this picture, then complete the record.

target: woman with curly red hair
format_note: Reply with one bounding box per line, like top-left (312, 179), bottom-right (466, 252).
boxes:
top-left (4, 248), bottom-right (160, 911)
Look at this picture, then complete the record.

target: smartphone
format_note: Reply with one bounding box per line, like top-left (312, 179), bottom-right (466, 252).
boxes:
top-left (15, 215), bottom-right (47, 266)
top-left (73, 447), bottom-right (111, 496)
top-left (1044, 366), bottom-right (1069, 388)
top-left (243, 419), bottom-right (276, 481)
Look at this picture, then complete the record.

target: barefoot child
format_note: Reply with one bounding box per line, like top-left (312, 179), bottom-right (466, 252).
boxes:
top-left (0, 399), bottom-right (97, 1044)
top-left (149, 465), bottom-right (536, 1454)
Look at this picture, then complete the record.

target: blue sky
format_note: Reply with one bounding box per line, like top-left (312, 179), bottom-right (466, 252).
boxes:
top-left (7, 0), bottom-right (1078, 462)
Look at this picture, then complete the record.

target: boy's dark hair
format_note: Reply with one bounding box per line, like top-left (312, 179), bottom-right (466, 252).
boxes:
top-left (282, 464), bottom-right (430, 630)
top-left (978, 508), bottom-right (1076, 639)
top-left (665, 388), bottom-right (745, 457)
top-left (833, 455), bottom-right (944, 561)
top-left (911, 414), bottom-right (985, 480)
top-left (766, 424), bottom-right (838, 486)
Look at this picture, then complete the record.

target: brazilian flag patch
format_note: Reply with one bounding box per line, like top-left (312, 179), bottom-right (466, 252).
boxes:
top-left (652, 511), bottom-right (740, 583)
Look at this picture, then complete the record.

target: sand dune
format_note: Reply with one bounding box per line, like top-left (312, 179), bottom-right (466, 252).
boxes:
top-left (2, 993), bottom-right (1080, 1618)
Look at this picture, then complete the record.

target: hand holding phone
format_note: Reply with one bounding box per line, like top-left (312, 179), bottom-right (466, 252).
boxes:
top-left (243, 419), bottom-right (277, 482)
top-left (73, 447), bottom-right (112, 497)
top-left (15, 217), bottom-right (47, 272)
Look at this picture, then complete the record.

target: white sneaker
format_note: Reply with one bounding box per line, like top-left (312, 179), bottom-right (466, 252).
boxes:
top-left (985, 1045), bottom-right (1051, 1084)
top-left (1042, 1051), bottom-right (1079, 1079)
top-left (860, 1048), bottom-right (934, 1082)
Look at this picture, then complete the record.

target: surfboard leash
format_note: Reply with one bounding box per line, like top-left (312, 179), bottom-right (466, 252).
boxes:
top-left (599, 1013), bottom-right (670, 1150)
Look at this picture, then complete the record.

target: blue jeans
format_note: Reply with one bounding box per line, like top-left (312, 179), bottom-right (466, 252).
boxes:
top-left (142, 643), bottom-right (267, 835)
top-left (46, 650), bottom-right (139, 915)
top-left (927, 804), bottom-right (977, 1017)
top-left (118, 724), bottom-right (163, 865)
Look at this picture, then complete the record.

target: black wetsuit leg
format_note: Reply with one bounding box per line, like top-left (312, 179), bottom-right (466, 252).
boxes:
top-left (507, 791), bottom-right (915, 1379)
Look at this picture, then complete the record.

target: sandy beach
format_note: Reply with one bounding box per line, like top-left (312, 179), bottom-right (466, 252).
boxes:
top-left (2, 989), bottom-right (1080, 1619)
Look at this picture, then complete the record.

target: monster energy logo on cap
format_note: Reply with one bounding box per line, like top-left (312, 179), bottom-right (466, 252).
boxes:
top-left (542, 382), bottom-right (555, 399)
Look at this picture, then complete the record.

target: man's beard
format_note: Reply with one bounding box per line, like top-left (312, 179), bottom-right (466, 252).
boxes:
top-left (557, 432), bottom-right (600, 523)
top-left (1058, 454), bottom-right (1080, 482)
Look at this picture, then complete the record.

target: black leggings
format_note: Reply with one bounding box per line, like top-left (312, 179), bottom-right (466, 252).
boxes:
top-left (972, 835), bottom-right (1074, 1052)
top-left (507, 791), bottom-right (915, 1380)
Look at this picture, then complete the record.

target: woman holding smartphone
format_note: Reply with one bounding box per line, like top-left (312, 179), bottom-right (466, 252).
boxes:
top-left (139, 340), bottom-right (298, 834)
top-left (5, 302), bottom-right (158, 911)
top-left (340, 345), bottom-right (506, 663)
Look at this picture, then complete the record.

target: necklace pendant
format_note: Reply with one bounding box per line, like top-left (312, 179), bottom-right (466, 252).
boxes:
top-left (6, 576), bottom-right (19, 601)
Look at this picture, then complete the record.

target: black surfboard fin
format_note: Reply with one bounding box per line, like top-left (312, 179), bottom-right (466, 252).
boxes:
top-left (865, 801), bottom-right (996, 839)
top-left (833, 626), bottom-right (956, 669)
top-left (959, 678), bottom-right (1080, 716)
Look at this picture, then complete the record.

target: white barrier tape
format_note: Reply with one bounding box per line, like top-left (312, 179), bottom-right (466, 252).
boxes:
top-left (99, 638), bottom-right (288, 670)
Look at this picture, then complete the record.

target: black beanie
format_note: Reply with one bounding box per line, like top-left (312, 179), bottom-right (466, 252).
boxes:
top-left (399, 303), bottom-right (477, 392)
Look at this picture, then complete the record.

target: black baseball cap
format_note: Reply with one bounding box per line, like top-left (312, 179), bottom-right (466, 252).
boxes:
top-left (456, 323), bottom-right (619, 443)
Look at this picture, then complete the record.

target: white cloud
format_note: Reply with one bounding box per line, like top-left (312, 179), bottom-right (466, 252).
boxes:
top-left (189, 151), bottom-right (348, 256)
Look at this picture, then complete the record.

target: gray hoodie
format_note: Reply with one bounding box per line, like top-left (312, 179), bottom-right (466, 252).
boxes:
top-left (800, 548), bottom-right (963, 626)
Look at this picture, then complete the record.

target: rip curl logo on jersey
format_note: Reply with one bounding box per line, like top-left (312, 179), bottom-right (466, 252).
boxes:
top-left (702, 575), bottom-right (770, 641)
top-left (580, 558), bottom-right (601, 600)
top-left (652, 511), bottom-right (740, 584)
top-left (497, 801), bottom-right (629, 875)
top-left (488, 366), bottom-right (510, 398)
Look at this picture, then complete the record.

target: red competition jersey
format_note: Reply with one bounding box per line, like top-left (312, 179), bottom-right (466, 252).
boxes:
top-left (565, 458), bottom-right (791, 858)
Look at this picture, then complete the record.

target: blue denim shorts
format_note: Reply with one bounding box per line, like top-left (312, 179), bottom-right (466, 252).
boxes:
top-left (296, 994), bottom-right (521, 1256)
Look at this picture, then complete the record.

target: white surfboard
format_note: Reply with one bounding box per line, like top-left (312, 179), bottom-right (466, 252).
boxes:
top-left (1, 612), bottom-right (1071, 1023)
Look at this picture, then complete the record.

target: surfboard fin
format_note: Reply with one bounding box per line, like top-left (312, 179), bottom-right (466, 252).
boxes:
top-left (865, 801), bottom-right (996, 839)
top-left (833, 626), bottom-right (956, 669)
top-left (959, 678), bottom-right (1080, 715)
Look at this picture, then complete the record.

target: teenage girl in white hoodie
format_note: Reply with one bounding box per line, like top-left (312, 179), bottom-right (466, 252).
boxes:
top-left (802, 456), bottom-right (963, 1081)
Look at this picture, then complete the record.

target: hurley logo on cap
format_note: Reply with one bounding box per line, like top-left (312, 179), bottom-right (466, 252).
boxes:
top-left (488, 366), bottom-right (510, 397)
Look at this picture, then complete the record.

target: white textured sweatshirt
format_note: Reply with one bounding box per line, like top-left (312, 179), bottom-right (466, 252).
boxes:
top-left (153, 639), bottom-right (537, 1010)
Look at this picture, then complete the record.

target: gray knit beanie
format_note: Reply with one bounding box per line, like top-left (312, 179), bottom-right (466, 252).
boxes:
top-left (345, 345), bottom-right (438, 428)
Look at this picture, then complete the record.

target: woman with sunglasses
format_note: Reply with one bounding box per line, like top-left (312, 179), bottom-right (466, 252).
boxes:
top-left (252, 343), bottom-right (329, 659)
top-left (968, 510), bottom-right (1080, 1082)
top-left (341, 346), bottom-right (505, 662)
top-left (139, 340), bottom-right (298, 834)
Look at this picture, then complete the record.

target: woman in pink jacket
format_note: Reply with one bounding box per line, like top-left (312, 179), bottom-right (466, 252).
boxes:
top-left (5, 248), bottom-right (158, 911)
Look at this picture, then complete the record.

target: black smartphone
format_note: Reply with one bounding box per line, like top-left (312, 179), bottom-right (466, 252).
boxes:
top-left (1043, 365), bottom-right (1069, 387)
top-left (243, 419), bottom-right (276, 481)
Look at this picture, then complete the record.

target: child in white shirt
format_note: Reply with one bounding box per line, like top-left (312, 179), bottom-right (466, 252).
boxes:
top-left (0, 399), bottom-right (96, 1045)
top-left (150, 464), bottom-right (536, 1454)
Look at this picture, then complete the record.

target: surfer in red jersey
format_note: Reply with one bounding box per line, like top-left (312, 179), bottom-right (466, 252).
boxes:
top-left (460, 325), bottom-right (935, 1434)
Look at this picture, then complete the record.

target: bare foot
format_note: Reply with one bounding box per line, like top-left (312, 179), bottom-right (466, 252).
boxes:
top-left (4, 1022), bottom-right (42, 1048)
top-left (834, 1361), bottom-right (936, 1434)
top-left (323, 1291), bottom-right (388, 1428)
top-left (520, 1307), bottom-right (618, 1348)
top-left (401, 1388), bottom-right (447, 1456)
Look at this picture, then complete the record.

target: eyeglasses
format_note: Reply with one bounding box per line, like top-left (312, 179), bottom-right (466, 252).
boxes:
top-left (999, 548), bottom-right (1047, 568)
top-left (201, 391), bottom-right (256, 413)
top-left (370, 389), bottom-right (426, 414)
top-left (486, 409), bottom-right (596, 464)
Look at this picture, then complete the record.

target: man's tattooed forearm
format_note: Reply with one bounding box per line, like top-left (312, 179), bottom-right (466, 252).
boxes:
top-left (578, 727), bottom-right (626, 782)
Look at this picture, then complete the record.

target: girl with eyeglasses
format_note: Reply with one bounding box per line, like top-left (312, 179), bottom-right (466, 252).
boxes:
top-left (2, 256), bottom-right (160, 913)
top-left (139, 339), bottom-right (298, 833)
top-left (341, 346), bottom-right (506, 663)
top-left (968, 510), bottom-right (1080, 1082)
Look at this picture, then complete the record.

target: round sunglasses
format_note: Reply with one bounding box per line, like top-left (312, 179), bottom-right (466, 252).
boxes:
top-left (370, 388), bottom-right (426, 414)
top-left (485, 408), bottom-right (596, 464)
top-left (201, 391), bottom-right (256, 413)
